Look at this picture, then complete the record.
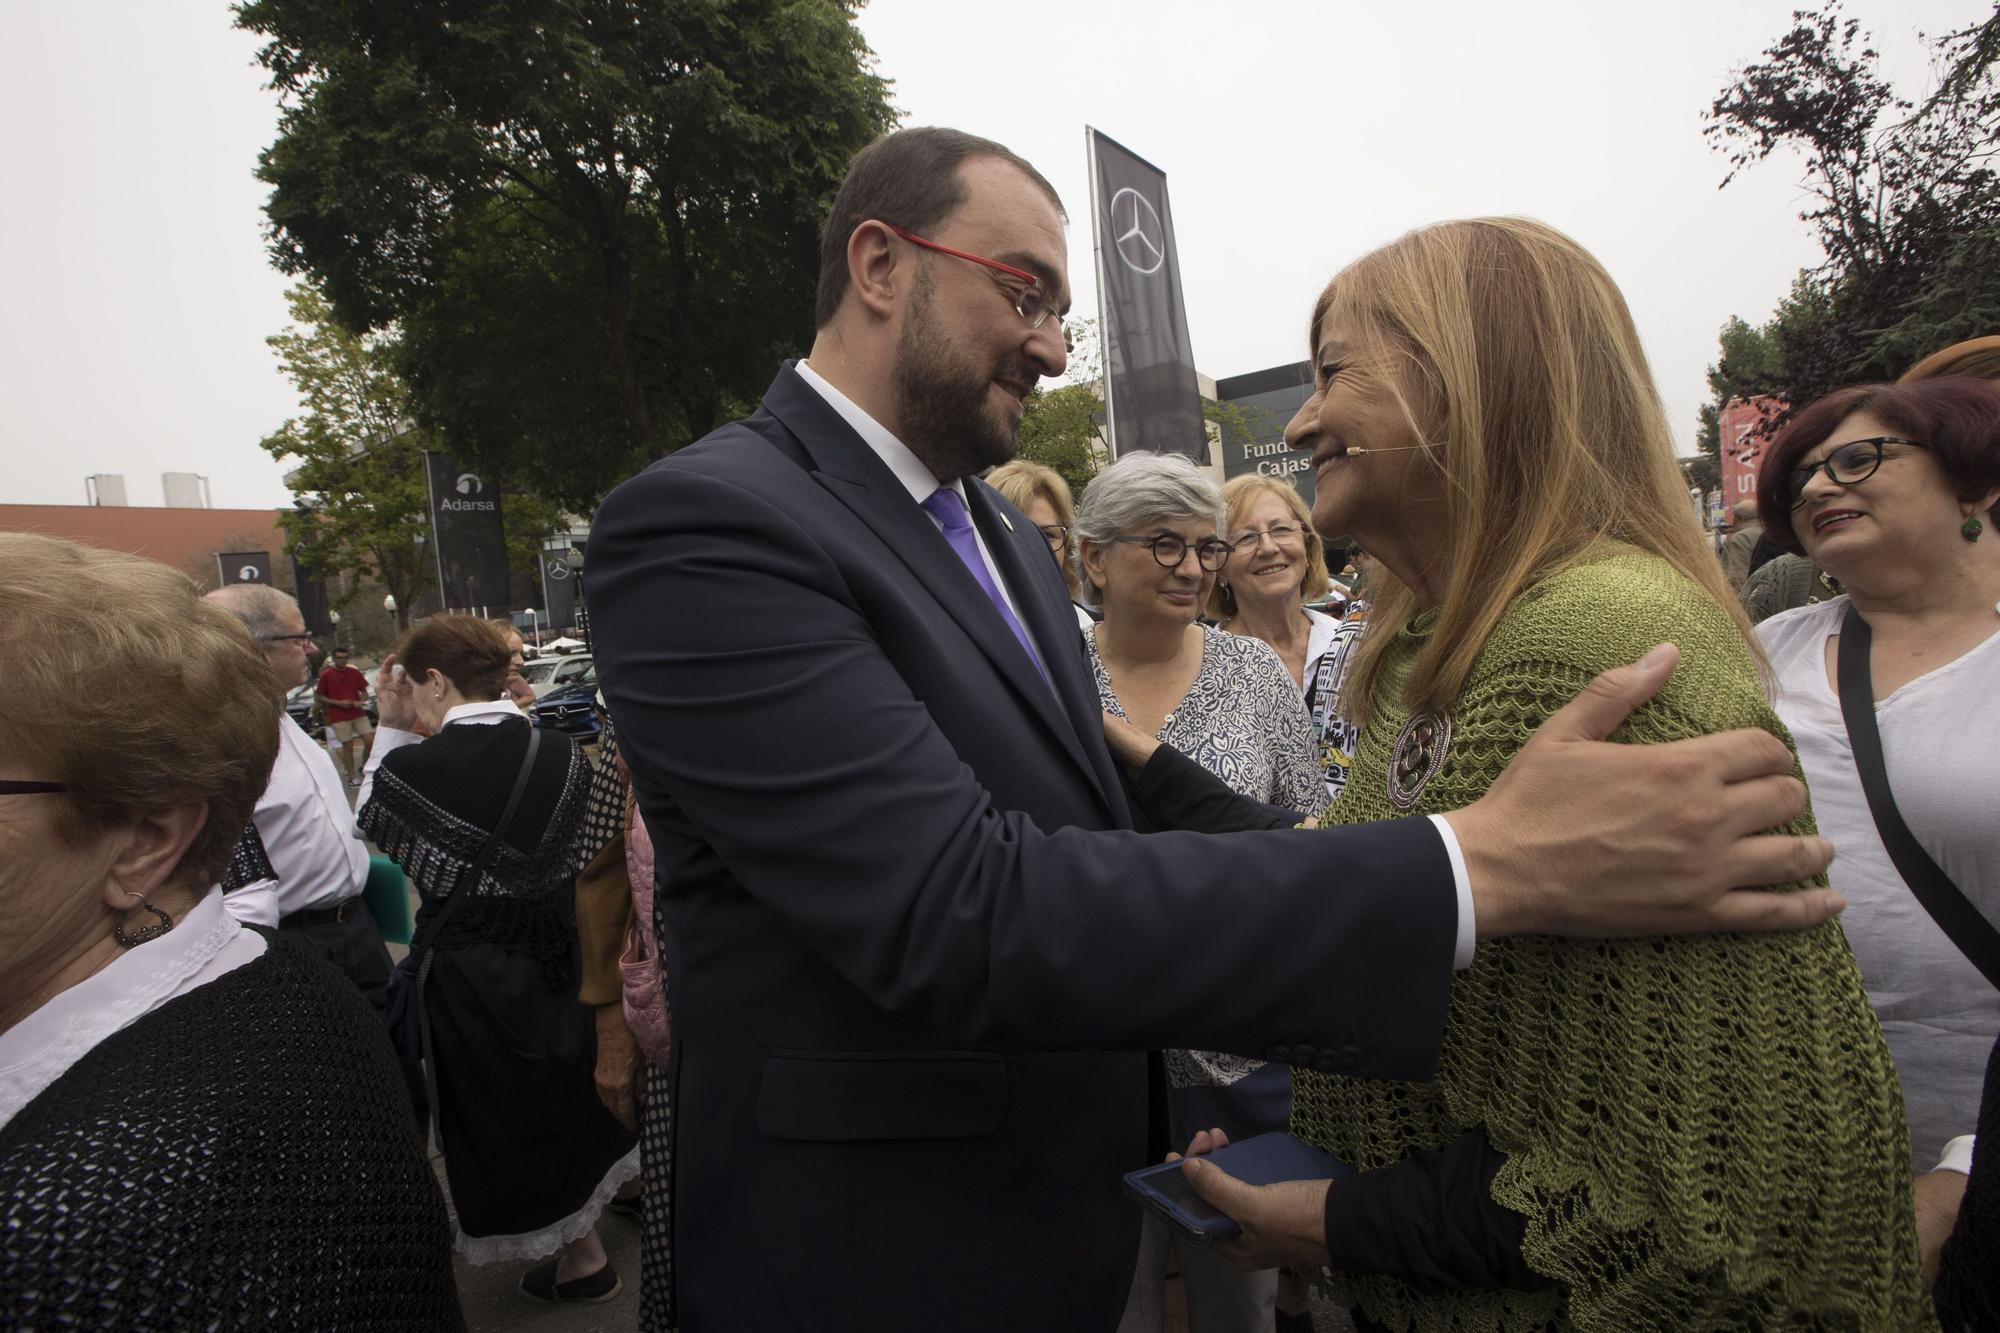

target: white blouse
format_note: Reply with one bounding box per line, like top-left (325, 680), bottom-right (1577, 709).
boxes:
top-left (0, 889), bottom-right (264, 1128)
top-left (1758, 597), bottom-right (2000, 1167)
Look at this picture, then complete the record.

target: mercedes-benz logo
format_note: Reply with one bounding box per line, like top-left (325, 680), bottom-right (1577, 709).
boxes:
top-left (456, 472), bottom-right (483, 495)
top-left (545, 559), bottom-right (571, 581)
top-left (1109, 187), bottom-right (1166, 275)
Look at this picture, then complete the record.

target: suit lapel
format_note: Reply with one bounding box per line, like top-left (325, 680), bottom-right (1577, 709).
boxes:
top-left (761, 366), bottom-right (1107, 802)
top-left (963, 481), bottom-right (1120, 810)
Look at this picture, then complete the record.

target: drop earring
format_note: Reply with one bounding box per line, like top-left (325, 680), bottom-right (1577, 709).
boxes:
top-left (114, 898), bottom-right (174, 948)
top-left (1964, 513), bottom-right (1985, 543)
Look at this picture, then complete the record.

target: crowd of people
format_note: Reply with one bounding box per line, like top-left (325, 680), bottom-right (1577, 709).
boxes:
top-left (2, 123), bottom-right (1995, 1333)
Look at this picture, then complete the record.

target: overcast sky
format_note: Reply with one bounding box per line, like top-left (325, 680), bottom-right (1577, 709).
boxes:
top-left (0, 0), bottom-right (1979, 509)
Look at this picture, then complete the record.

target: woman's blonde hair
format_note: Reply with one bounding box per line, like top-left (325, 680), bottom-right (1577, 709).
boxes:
top-left (986, 460), bottom-right (1081, 599)
top-left (1317, 217), bottom-right (1755, 726)
top-left (1207, 474), bottom-right (1331, 620)
top-left (0, 534), bottom-right (279, 890)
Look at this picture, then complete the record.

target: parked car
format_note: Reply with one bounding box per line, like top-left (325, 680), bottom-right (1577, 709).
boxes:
top-left (521, 652), bottom-right (595, 700)
top-left (531, 666), bottom-right (601, 740)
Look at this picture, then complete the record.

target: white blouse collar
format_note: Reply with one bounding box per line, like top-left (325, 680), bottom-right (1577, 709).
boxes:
top-left (442, 698), bottom-right (529, 727)
top-left (0, 888), bottom-right (243, 1128)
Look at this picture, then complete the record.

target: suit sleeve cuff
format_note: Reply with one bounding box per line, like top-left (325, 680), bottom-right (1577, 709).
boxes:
top-left (1427, 814), bottom-right (1477, 970)
top-left (1936, 1134), bottom-right (1976, 1175)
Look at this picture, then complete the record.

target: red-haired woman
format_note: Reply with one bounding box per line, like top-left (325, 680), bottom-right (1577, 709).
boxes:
top-left (1752, 376), bottom-right (2000, 1307)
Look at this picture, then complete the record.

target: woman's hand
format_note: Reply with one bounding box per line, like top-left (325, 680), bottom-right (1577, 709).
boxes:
top-left (1171, 1127), bottom-right (1332, 1273)
top-left (373, 653), bottom-right (421, 732)
top-left (1101, 711), bottom-right (1161, 776)
top-left (593, 1004), bottom-right (643, 1132)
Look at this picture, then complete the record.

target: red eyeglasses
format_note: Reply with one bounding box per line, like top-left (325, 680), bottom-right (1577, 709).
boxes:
top-left (880, 222), bottom-right (1070, 348)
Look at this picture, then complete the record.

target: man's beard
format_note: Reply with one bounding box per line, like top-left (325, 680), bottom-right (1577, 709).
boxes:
top-left (892, 272), bottom-right (1030, 482)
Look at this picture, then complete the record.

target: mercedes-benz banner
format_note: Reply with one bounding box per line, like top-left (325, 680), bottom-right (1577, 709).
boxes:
top-left (1087, 128), bottom-right (1208, 462)
top-left (424, 452), bottom-right (513, 612)
top-left (540, 550), bottom-right (577, 631)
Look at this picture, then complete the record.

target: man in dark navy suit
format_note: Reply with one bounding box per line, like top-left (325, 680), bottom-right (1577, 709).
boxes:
top-left (590, 128), bottom-right (1837, 1331)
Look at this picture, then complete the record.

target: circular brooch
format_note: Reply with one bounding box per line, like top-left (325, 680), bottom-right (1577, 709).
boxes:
top-left (1387, 711), bottom-right (1452, 811)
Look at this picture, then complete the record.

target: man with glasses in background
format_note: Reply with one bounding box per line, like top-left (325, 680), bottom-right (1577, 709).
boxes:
top-left (589, 128), bottom-right (1839, 1330)
top-left (201, 586), bottom-right (417, 1120)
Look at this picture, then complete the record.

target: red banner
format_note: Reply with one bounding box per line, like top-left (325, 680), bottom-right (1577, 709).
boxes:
top-left (1718, 395), bottom-right (1784, 506)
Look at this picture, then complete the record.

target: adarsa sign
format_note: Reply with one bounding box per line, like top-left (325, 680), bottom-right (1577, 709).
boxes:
top-left (439, 497), bottom-right (499, 512)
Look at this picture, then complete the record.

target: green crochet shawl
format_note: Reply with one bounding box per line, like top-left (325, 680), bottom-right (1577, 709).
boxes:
top-left (1292, 548), bottom-right (1933, 1331)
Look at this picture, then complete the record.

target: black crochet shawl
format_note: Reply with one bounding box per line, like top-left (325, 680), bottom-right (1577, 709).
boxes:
top-left (0, 934), bottom-right (463, 1330)
top-left (357, 716), bottom-right (588, 988)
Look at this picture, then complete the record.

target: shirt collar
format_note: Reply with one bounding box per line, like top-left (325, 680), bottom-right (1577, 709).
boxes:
top-left (795, 358), bottom-right (966, 508)
top-left (0, 889), bottom-right (241, 1126)
top-left (442, 699), bottom-right (529, 728)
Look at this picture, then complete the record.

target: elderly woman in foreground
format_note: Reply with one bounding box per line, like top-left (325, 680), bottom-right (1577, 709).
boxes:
top-left (0, 533), bottom-right (461, 1330)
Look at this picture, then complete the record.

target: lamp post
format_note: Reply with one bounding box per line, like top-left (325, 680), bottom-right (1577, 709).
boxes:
top-left (329, 609), bottom-right (341, 651)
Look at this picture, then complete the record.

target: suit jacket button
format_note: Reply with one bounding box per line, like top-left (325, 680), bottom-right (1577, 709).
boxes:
top-left (1290, 1044), bottom-right (1316, 1066)
top-left (1311, 1052), bottom-right (1338, 1073)
top-left (1334, 1045), bottom-right (1363, 1071)
top-left (1268, 1045), bottom-right (1292, 1064)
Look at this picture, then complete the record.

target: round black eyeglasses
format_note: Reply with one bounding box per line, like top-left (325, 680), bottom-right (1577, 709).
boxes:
top-left (1779, 436), bottom-right (1925, 510)
top-left (1107, 533), bottom-right (1231, 572)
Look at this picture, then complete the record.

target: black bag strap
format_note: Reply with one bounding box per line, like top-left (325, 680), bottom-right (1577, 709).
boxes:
top-left (1836, 603), bottom-right (2000, 990)
top-left (405, 722), bottom-right (543, 966)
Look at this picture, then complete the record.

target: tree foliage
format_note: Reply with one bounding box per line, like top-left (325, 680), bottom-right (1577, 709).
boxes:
top-left (261, 285), bottom-right (562, 629)
top-left (1704, 2), bottom-right (2000, 416)
top-left (237, 0), bottom-right (898, 513)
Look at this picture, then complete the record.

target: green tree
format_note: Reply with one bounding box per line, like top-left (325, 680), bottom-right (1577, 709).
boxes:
top-left (1694, 315), bottom-right (1781, 458)
top-left (237, 0), bottom-right (898, 513)
top-left (1706, 3), bottom-right (2000, 407)
top-left (261, 285), bottom-right (563, 631)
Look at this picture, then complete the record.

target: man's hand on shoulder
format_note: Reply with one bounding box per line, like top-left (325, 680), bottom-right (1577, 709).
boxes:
top-left (1445, 643), bottom-right (1842, 940)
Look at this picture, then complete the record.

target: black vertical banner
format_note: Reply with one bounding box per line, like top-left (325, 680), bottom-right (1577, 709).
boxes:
top-left (1087, 128), bottom-right (1208, 462)
top-left (540, 550), bottom-right (577, 630)
top-left (424, 452), bottom-right (511, 611)
top-left (291, 548), bottom-right (333, 634)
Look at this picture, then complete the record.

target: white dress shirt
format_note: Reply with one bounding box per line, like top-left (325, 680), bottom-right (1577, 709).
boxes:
top-left (1, 889), bottom-right (264, 1128)
top-left (794, 361), bottom-right (1475, 965)
top-left (223, 715), bottom-right (371, 928)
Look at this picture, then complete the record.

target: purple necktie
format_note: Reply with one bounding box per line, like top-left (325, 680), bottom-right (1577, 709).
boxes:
top-left (920, 487), bottom-right (1049, 684)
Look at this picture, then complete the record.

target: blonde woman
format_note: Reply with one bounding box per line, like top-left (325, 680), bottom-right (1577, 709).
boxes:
top-left (1209, 474), bottom-right (1337, 690)
top-left (985, 458), bottom-right (1095, 628)
top-left (1144, 219), bottom-right (1928, 1330)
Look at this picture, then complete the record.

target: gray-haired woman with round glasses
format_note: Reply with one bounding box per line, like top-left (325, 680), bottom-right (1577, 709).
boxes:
top-left (1753, 372), bottom-right (2000, 1294)
top-left (1074, 451), bottom-right (1326, 1332)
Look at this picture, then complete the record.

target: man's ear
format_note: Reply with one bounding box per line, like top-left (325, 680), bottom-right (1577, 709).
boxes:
top-left (846, 220), bottom-right (905, 322)
top-left (100, 803), bottom-right (209, 911)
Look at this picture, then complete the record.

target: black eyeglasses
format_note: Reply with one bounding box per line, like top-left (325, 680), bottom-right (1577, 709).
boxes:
top-left (260, 633), bottom-right (319, 645)
top-left (1107, 532), bottom-right (1232, 572)
top-left (1779, 436), bottom-right (1926, 510)
top-left (0, 780), bottom-right (67, 794)
top-left (1037, 523), bottom-right (1070, 548)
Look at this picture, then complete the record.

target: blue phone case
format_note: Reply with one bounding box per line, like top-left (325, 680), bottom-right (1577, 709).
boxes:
top-left (1121, 1131), bottom-right (1352, 1244)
